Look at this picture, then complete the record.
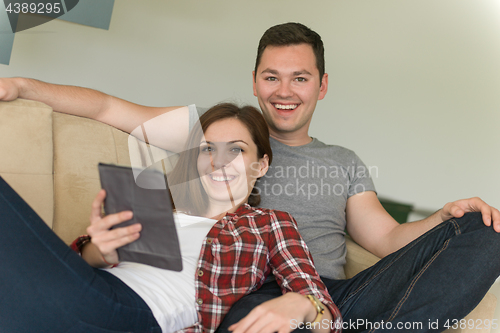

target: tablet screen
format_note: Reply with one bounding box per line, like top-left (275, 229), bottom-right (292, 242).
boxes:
top-left (98, 163), bottom-right (182, 271)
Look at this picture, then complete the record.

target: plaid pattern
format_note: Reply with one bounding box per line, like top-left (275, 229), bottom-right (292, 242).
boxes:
top-left (71, 204), bottom-right (342, 333)
top-left (181, 204), bottom-right (342, 333)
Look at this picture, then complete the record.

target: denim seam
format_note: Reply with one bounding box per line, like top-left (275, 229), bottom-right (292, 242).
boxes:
top-left (369, 219), bottom-right (461, 332)
top-left (337, 221), bottom-right (451, 310)
top-left (337, 251), bottom-right (403, 309)
top-left (385, 239), bottom-right (450, 324)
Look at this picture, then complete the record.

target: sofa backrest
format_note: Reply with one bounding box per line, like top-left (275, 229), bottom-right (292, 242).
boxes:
top-left (0, 99), bottom-right (54, 226)
top-left (0, 99), bottom-right (176, 244)
top-left (52, 110), bottom-right (133, 243)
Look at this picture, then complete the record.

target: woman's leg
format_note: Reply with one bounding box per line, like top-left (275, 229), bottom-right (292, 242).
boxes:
top-left (0, 177), bottom-right (160, 333)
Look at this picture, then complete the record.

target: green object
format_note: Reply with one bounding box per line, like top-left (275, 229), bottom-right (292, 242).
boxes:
top-left (379, 198), bottom-right (413, 224)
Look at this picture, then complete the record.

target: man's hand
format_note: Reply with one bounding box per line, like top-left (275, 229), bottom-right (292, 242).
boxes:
top-left (228, 292), bottom-right (331, 333)
top-left (87, 189), bottom-right (141, 265)
top-left (440, 197), bottom-right (500, 232)
top-left (0, 78), bottom-right (21, 101)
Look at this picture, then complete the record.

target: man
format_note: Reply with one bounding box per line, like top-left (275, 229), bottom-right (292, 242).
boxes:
top-left (1, 23), bottom-right (499, 333)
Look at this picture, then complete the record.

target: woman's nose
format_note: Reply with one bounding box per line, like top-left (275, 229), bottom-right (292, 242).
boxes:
top-left (211, 152), bottom-right (232, 170)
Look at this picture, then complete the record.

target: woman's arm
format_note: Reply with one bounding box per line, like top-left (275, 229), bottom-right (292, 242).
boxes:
top-left (268, 211), bottom-right (341, 329)
top-left (229, 292), bottom-right (334, 333)
top-left (80, 242), bottom-right (114, 268)
top-left (229, 210), bottom-right (341, 333)
top-left (76, 189), bottom-right (141, 268)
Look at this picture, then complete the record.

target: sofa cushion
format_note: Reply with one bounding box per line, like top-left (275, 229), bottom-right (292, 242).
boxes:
top-left (0, 99), bottom-right (54, 227)
top-left (52, 112), bottom-right (132, 244)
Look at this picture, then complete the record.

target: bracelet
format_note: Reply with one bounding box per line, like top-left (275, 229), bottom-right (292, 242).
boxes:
top-left (101, 255), bottom-right (118, 268)
top-left (305, 295), bottom-right (325, 323)
top-left (71, 235), bottom-right (91, 256)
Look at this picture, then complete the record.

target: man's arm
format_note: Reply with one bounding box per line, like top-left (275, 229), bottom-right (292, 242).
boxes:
top-left (0, 77), bottom-right (190, 152)
top-left (346, 191), bottom-right (500, 258)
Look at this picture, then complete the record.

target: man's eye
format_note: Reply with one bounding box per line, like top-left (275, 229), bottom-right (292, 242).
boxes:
top-left (295, 77), bottom-right (307, 82)
top-left (265, 77), bottom-right (277, 81)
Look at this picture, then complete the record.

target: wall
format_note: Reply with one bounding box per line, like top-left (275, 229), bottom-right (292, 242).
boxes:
top-left (1, 0), bottom-right (499, 326)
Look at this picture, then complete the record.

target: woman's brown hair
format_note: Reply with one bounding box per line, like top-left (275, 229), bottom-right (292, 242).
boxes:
top-left (167, 103), bottom-right (272, 216)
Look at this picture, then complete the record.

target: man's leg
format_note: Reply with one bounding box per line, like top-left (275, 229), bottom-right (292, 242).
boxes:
top-left (218, 213), bottom-right (499, 333)
top-left (324, 212), bottom-right (500, 332)
top-left (0, 177), bottom-right (160, 332)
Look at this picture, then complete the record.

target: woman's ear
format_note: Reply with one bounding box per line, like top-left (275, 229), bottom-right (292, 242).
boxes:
top-left (257, 154), bottom-right (270, 178)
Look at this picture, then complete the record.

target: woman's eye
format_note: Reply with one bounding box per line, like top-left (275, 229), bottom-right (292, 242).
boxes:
top-left (200, 146), bottom-right (214, 153)
top-left (230, 147), bottom-right (243, 154)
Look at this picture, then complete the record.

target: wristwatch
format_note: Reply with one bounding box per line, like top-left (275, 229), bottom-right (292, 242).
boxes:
top-left (305, 295), bottom-right (325, 323)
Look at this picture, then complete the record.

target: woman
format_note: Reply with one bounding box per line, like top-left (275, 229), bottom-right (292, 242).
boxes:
top-left (0, 103), bottom-right (341, 333)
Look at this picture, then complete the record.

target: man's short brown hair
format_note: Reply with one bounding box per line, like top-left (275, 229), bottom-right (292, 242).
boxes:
top-left (255, 22), bottom-right (325, 83)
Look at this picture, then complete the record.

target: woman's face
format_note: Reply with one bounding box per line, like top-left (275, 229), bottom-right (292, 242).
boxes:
top-left (197, 118), bottom-right (269, 210)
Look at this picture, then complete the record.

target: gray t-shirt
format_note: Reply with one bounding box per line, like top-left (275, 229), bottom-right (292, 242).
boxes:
top-left (190, 106), bottom-right (376, 279)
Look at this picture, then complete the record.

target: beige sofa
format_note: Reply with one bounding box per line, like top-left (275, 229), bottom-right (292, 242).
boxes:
top-left (0, 99), bottom-right (496, 332)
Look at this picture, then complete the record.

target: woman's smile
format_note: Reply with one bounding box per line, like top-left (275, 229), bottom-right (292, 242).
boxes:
top-left (208, 173), bottom-right (237, 183)
top-left (196, 118), bottom-right (268, 215)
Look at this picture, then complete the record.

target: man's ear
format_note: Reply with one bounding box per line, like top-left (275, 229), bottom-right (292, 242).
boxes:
top-left (252, 71), bottom-right (258, 97)
top-left (257, 154), bottom-right (270, 178)
top-left (318, 73), bottom-right (328, 100)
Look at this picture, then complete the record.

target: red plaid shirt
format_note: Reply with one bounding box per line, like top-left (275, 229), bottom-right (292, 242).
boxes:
top-left (72, 204), bottom-right (342, 333)
top-left (181, 204), bottom-right (342, 333)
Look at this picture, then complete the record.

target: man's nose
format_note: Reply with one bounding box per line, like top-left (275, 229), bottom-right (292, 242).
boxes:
top-left (276, 81), bottom-right (293, 98)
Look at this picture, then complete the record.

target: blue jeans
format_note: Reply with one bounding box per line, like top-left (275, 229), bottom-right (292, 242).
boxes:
top-left (217, 212), bottom-right (500, 333)
top-left (0, 177), bottom-right (161, 333)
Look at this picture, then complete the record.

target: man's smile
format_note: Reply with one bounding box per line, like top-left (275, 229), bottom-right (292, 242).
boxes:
top-left (272, 103), bottom-right (299, 110)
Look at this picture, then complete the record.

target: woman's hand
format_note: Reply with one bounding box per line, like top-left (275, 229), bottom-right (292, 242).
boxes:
top-left (85, 189), bottom-right (141, 266)
top-left (228, 292), bottom-right (333, 333)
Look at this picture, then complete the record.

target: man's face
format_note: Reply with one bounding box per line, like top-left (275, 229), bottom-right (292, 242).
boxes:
top-left (253, 44), bottom-right (328, 142)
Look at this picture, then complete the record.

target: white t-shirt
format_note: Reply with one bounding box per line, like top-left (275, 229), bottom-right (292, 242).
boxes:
top-left (104, 213), bottom-right (215, 333)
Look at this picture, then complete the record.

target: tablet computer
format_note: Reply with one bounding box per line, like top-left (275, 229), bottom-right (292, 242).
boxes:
top-left (98, 163), bottom-right (182, 271)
